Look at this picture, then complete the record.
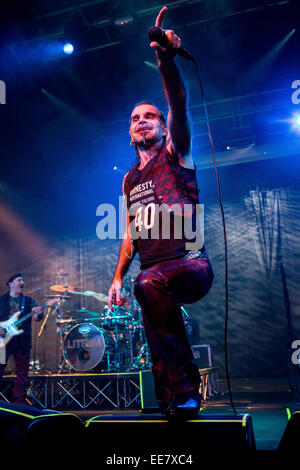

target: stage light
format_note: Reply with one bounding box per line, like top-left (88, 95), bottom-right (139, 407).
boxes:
top-left (113, 165), bottom-right (124, 173)
top-left (63, 43), bottom-right (74, 55)
top-left (289, 114), bottom-right (300, 131)
top-left (114, 16), bottom-right (134, 26)
top-left (144, 61), bottom-right (159, 71)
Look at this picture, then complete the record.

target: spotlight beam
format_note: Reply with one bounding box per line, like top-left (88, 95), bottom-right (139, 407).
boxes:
top-left (238, 29), bottom-right (296, 89)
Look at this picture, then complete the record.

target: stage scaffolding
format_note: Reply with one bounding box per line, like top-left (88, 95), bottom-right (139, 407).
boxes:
top-left (0, 367), bottom-right (219, 410)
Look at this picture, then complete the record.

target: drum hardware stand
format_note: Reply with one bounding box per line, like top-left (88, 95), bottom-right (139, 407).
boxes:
top-left (57, 355), bottom-right (73, 374)
top-left (38, 292), bottom-right (67, 337)
top-left (37, 307), bottom-right (51, 338)
top-left (33, 298), bottom-right (63, 375)
top-left (51, 289), bottom-right (73, 374)
top-left (56, 324), bottom-right (73, 375)
top-left (104, 349), bottom-right (113, 372)
top-left (56, 321), bottom-right (70, 374)
top-left (113, 322), bottom-right (134, 372)
top-left (37, 302), bottom-right (60, 338)
top-left (131, 343), bottom-right (151, 370)
top-left (130, 308), bottom-right (151, 370)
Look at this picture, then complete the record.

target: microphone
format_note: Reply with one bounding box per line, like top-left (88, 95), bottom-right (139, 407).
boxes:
top-left (148, 26), bottom-right (194, 61)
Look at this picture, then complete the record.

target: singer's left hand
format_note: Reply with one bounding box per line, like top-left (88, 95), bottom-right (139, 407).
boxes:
top-left (150, 6), bottom-right (181, 53)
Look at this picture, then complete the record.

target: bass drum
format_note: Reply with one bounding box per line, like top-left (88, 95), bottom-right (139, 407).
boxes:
top-left (63, 323), bottom-right (105, 371)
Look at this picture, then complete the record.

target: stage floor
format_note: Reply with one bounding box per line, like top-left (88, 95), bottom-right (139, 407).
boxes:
top-left (63, 376), bottom-right (299, 451)
top-left (200, 377), bottom-right (297, 451)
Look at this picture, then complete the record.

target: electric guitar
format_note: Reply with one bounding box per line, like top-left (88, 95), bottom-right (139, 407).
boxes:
top-left (0, 298), bottom-right (60, 346)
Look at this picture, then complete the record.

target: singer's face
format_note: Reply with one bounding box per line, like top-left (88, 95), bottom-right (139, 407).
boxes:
top-left (129, 104), bottom-right (167, 147)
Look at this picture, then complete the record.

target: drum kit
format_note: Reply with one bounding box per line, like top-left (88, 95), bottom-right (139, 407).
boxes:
top-left (41, 276), bottom-right (151, 374)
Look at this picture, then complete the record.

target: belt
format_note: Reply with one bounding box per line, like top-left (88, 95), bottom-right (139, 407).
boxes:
top-left (184, 245), bottom-right (206, 260)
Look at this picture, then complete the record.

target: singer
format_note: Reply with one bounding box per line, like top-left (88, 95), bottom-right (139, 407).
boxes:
top-left (108, 6), bottom-right (214, 421)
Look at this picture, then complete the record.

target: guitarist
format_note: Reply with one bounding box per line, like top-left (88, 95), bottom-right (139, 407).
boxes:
top-left (0, 273), bottom-right (44, 404)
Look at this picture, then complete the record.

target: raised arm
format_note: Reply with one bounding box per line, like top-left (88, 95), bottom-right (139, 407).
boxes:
top-left (150, 7), bottom-right (193, 168)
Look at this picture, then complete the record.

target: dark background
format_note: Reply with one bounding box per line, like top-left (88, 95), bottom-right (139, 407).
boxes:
top-left (0, 0), bottom-right (299, 377)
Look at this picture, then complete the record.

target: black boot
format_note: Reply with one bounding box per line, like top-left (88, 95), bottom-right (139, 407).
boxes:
top-left (164, 391), bottom-right (201, 422)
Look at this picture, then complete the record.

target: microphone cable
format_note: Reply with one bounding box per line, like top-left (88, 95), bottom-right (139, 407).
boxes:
top-left (148, 24), bottom-right (236, 414)
top-left (189, 55), bottom-right (237, 415)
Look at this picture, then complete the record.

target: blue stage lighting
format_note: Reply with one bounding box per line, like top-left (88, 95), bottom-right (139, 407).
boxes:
top-left (295, 116), bottom-right (300, 127)
top-left (63, 43), bottom-right (74, 55)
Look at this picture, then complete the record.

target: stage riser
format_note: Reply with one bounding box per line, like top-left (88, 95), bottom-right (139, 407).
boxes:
top-left (0, 368), bottom-right (219, 410)
top-left (1, 373), bottom-right (141, 410)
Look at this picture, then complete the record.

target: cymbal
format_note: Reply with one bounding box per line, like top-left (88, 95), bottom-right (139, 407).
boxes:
top-left (74, 308), bottom-right (101, 316)
top-left (56, 318), bottom-right (77, 323)
top-left (69, 290), bottom-right (109, 302)
top-left (45, 294), bottom-right (72, 299)
top-left (106, 313), bottom-right (132, 320)
top-left (80, 317), bottom-right (104, 321)
top-left (90, 292), bottom-right (109, 302)
top-left (50, 284), bottom-right (76, 293)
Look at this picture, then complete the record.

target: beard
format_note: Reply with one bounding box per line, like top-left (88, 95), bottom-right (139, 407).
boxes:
top-left (135, 133), bottom-right (154, 148)
top-left (134, 130), bottom-right (165, 150)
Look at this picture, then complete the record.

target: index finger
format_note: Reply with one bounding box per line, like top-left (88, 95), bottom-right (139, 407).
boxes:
top-left (115, 286), bottom-right (121, 303)
top-left (108, 289), bottom-right (114, 311)
top-left (155, 6), bottom-right (167, 28)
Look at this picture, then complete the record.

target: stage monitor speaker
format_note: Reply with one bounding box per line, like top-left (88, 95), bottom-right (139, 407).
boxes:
top-left (0, 400), bottom-right (84, 454)
top-left (139, 370), bottom-right (158, 411)
top-left (277, 411), bottom-right (300, 452)
top-left (84, 413), bottom-right (256, 456)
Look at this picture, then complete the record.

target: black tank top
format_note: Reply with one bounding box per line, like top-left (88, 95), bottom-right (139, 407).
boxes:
top-left (123, 145), bottom-right (201, 269)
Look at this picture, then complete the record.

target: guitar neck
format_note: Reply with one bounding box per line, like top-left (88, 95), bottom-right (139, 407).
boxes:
top-left (14, 302), bottom-right (46, 327)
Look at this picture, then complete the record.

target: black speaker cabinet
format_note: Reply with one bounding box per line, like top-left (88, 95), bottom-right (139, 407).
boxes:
top-left (278, 411), bottom-right (300, 452)
top-left (85, 412), bottom-right (256, 458)
top-left (0, 400), bottom-right (84, 454)
top-left (139, 370), bottom-right (158, 411)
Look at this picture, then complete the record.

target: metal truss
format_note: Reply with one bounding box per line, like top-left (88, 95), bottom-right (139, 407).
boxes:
top-left (199, 367), bottom-right (219, 401)
top-left (14, 0), bottom-right (292, 53)
top-left (92, 86), bottom-right (294, 164)
top-left (0, 368), bottom-right (219, 410)
top-left (0, 372), bottom-right (141, 410)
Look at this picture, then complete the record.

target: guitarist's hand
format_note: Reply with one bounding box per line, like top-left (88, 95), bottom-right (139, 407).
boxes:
top-left (0, 326), bottom-right (6, 338)
top-left (32, 306), bottom-right (44, 321)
